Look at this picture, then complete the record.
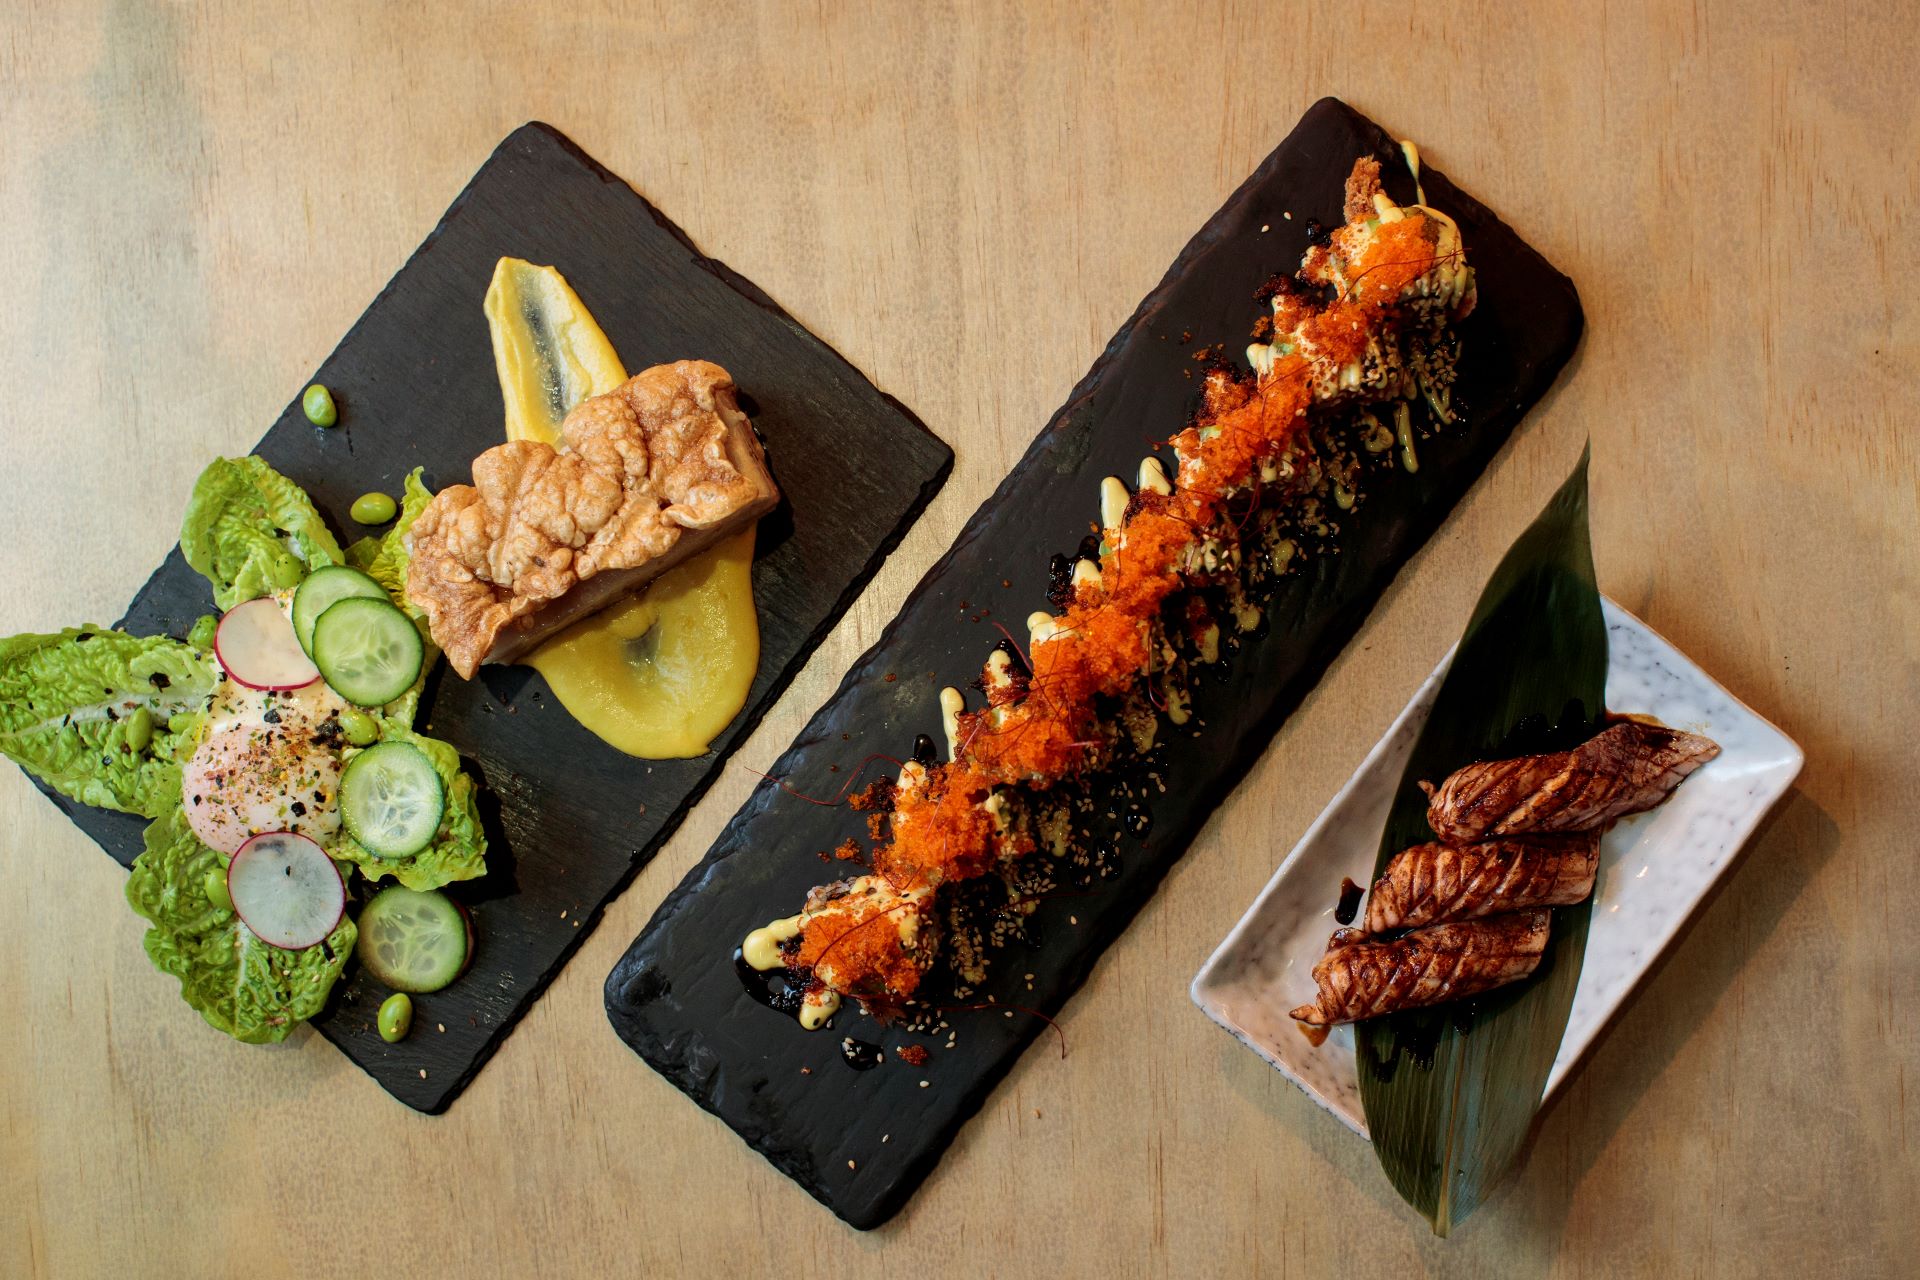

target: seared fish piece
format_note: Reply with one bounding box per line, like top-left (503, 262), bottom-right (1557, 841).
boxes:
top-left (1364, 833), bottom-right (1599, 934)
top-left (406, 360), bottom-right (778, 678)
top-left (1422, 721), bottom-right (1720, 844)
top-left (1290, 911), bottom-right (1551, 1027)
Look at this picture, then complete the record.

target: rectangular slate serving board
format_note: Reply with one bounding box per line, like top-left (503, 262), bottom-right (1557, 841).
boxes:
top-left (33, 122), bottom-right (951, 1113)
top-left (604, 98), bottom-right (1584, 1228)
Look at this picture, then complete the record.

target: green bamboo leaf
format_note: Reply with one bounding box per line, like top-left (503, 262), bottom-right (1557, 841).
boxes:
top-left (1356, 446), bottom-right (1607, 1234)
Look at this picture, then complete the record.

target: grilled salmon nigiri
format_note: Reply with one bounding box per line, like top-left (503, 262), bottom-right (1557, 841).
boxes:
top-left (1289, 911), bottom-right (1552, 1027)
top-left (1422, 721), bottom-right (1720, 844)
top-left (1364, 833), bottom-right (1599, 933)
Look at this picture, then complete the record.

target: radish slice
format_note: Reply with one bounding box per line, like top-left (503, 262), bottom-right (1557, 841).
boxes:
top-left (216, 597), bottom-right (321, 691)
top-left (227, 831), bottom-right (345, 950)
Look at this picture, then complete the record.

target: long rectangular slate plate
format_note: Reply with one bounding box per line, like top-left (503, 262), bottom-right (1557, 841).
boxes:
top-left (604, 98), bottom-right (1584, 1228)
top-left (31, 122), bottom-right (951, 1113)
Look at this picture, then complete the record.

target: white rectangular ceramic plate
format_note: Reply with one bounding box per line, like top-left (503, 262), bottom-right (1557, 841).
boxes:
top-left (1189, 597), bottom-right (1803, 1137)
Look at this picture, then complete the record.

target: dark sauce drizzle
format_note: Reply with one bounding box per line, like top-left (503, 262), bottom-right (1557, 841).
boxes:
top-left (841, 1037), bottom-right (883, 1071)
top-left (733, 947), bottom-right (805, 1017)
top-left (1334, 877), bottom-right (1363, 926)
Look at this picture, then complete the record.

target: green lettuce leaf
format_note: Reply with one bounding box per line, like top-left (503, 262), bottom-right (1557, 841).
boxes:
top-left (0, 628), bottom-right (216, 817)
top-left (346, 468), bottom-right (437, 727)
top-left (126, 808), bottom-right (355, 1044)
top-left (180, 456), bottom-right (343, 609)
top-left (331, 724), bottom-right (487, 891)
top-left (344, 467), bottom-right (432, 603)
top-left (187, 613), bottom-right (219, 651)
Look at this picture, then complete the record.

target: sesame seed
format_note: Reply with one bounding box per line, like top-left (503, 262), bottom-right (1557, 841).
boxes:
top-left (418, 1069), bottom-right (427, 1079)
top-left (848, 1160), bottom-right (857, 1170)
top-left (919, 1080), bottom-right (930, 1089)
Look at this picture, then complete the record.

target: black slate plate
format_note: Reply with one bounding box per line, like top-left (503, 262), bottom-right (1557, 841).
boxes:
top-left (31, 122), bottom-right (951, 1113)
top-left (603, 98), bottom-right (1585, 1228)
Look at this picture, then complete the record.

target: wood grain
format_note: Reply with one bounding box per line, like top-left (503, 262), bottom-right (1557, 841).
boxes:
top-left (2, 2), bottom-right (1913, 1276)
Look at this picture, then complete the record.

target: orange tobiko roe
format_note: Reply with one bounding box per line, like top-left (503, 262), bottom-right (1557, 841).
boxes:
top-left (957, 695), bottom-right (1095, 786)
top-left (875, 765), bottom-right (998, 886)
top-left (1173, 364), bottom-right (1314, 499)
top-left (1338, 217), bottom-right (1441, 306)
top-left (1293, 300), bottom-right (1373, 370)
top-left (795, 893), bottom-right (926, 1000)
top-left (1102, 497), bottom-right (1194, 615)
top-left (958, 587), bottom-right (1162, 786)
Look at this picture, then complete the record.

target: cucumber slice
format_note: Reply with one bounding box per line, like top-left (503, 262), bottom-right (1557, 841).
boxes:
top-left (311, 596), bottom-right (423, 707)
top-left (356, 886), bottom-right (470, 994)
top-left (339, 740), bottom-right (443, 859)
top-left (291, 565), bottom-right (386, 657)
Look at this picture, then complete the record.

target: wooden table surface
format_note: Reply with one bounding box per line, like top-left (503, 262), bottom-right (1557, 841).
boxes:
top-left (3, 3), bottom-right (1913, 1276)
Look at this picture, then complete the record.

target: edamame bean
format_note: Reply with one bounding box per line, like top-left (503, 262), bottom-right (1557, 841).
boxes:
top-left (123, 707), bottom-right (154, 753)
top-left (204, 867), bottom-right (233, 912)
top-left (302, 383), bottom-right (338, 427)
top-left (339, 708), bottom-right (379, 746)
top-left (350, 491), bottom-right (397, 525)
top-left (188, 614), bottom-right (218, 649)
top-left (377, 992), bottom-right (413, 1043)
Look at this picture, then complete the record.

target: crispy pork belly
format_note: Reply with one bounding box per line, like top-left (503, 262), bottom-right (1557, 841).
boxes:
top-left (1422, 721), bottom-right (1720, 844)
top-left (1289, 911), bottom-right (1551, 1027)
top-left (1364, 833), bottom-right (1599, 934)
top-left (406, 360), bottom-right (778, 677)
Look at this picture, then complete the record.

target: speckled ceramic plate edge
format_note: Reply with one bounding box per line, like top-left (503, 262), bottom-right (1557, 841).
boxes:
top-left (1188, 596), bottom-right (1805, 1138)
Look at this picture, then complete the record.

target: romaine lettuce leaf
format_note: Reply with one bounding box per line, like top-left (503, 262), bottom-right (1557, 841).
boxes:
top-left (0, 628), bottom-right (216, 817)
top-left (345, 467), bottom-right (438, 726)
top-left (344, 467), bottom-right (432, 605)
top-left (187, 613), bottom-right (219, 651)
top-left (126, 808), bottom-right (354, 1044)
top-left (180, 456), bottom-right (343, 610)
top-left (331, 724), bottom-right (487, 891)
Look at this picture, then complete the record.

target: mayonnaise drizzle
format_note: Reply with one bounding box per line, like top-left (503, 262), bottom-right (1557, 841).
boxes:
top-left (939, 685), bottom-right (965, 760)
top-left (742, 914), bottom-right (803, 971)
top-left (1099, 476), bottom-right (1129, 533)
top-left (1399, 139), bottom-right (1427, 206)
top-left (800, 989), bottom-right (840, 1030)
top-left (1137, 457), bottom-right (1171, 495)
